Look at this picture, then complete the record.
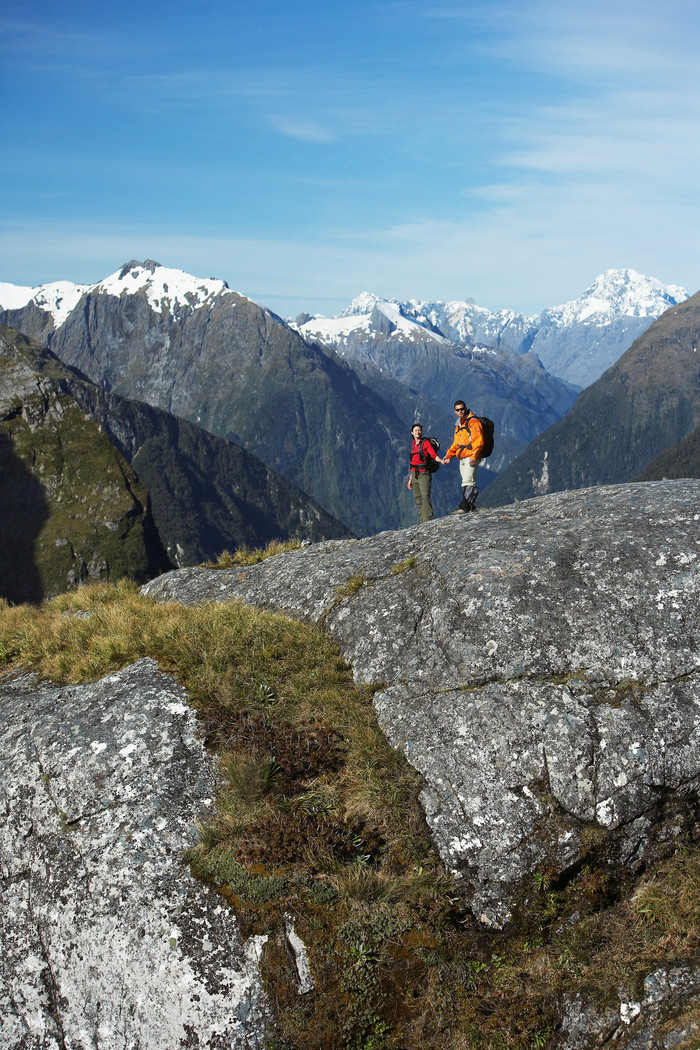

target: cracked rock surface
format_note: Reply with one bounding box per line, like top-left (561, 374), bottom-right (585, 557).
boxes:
top-left (0, 658), bottom-right (269, 1049)
top-left (143, 480), bottom-right (700, 928)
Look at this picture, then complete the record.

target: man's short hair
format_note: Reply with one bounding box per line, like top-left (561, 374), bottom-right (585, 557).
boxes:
top-left (454, 400), bottom-right (467, 410)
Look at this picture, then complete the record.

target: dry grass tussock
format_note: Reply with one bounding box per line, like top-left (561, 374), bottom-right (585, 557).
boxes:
top-left (2, 579), bottom-right (700, 1049)
top-left (208, 538), bottom-right (302, 568)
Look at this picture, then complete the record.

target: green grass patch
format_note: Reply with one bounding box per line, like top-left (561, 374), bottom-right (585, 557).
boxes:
top-left (391, 557), bottom-right (418, 575)
top-left (335, 574), bottom-right (369, 599)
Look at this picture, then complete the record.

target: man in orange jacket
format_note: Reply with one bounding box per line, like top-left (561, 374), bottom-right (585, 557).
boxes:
top-left (442, 399), bottom-right (485, 513)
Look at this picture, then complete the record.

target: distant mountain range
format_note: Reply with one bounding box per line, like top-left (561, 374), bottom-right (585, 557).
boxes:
top-left (0, 324), bottom-right (349, 601)
top-left (295, 269), bottom-right (687, 389)
top-left (481, 292), bottom-right (700, 507)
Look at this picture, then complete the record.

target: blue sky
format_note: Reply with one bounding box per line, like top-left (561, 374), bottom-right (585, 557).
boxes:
top-left (2, 0), bottom-right (699, 317)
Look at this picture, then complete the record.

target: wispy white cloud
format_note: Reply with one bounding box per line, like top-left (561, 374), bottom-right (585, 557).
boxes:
top-left (130, 66), bottom-right (451, 143)
top-left (267, 116), bottom-right (338, 143)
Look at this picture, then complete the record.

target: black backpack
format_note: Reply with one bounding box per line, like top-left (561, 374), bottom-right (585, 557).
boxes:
top-left (475, 417), bottom-right (495, 458)
top-left (419, 437), bottom-right (441, 472)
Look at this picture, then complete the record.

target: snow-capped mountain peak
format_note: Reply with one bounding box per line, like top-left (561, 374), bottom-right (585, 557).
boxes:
top-left (543, 268), bottom-right (687, 326)
top-left (339, 291), bottom-right (390, 317)
top-left (295, 292), bottom-right (451, 349)
top-left (1, 263), bottom-right (689, 389)
top-left (290, 268), bottom-right (689, 389)
top-left (95, 260), bottom-right (232, 315)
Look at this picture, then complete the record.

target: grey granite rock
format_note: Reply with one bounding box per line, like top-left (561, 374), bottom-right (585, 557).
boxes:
top-left (0, 659), bottom-right (269, 1049)
top-left (557, 965), bottom-right (700, 1049)
top-left (143, 480), bottom-right (700, 927)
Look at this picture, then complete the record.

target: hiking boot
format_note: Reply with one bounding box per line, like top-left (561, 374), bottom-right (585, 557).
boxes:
top-left (450, 508), bottom-right (467, 514)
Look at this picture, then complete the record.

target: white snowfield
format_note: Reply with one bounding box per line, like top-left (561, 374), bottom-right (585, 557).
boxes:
top-left (0, 279), bottom-right (89, 328)
top-left (298, 296), bottom-right (452, 345)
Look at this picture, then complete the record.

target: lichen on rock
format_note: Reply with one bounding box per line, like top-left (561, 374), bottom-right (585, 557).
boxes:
top-left (0, 658), bottom-right (269, 1049)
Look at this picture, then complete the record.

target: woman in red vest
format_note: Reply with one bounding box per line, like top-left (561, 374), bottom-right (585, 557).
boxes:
top-left (407, 423), bottom-right (440, 522)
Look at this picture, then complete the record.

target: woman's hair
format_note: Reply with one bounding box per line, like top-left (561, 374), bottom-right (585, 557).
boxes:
top-left (412, 422), bottom-right (423, 432)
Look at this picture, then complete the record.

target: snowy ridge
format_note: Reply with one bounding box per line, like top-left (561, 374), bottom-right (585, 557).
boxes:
top-left (297, 293), bottom-right (452, 347)
top-left (403, 299), bottom-right (536, 349)
top-left (340, 291), bottom-right (388, 317)
top-left (0, 261), bottom-right (241, 329)
top-left (1, 264), bottom-right (688, 387)
top-left (296, 289), bottom-right (533, 352)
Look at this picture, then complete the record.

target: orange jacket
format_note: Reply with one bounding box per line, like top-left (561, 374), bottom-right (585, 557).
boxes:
top-left (443, 415), bottom-right (485, 462)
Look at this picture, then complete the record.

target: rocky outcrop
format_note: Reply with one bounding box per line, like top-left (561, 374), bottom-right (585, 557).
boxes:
top-left (0, 658), bottom-right (269, 1049)
top-left (557, 966), bottom-right (700, 1049)
top-left (143, 480), bottom-right (700, 929)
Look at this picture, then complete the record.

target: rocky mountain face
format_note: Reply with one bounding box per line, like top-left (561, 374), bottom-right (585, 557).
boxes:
top-left (0, 328), bottom-right (169, 603)
top-left (3, 479), bottom-right (699, 1047)
top-left (297, 269), bottom-right (687, 390)
top-left (0, 262), bottom-right (417, 538)
top-left (481, 292), bottom-right (700, 508)
top-left (1, 326), bottom-right (350, 580)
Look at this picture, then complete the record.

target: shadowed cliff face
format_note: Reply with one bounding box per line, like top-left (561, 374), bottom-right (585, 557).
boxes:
top-left (144, 480), bottom-right (700, 928)
top-left (0, 330), bottom-right (170, 602)
top-left (0, 324), bottom-right (351, 580)
top-left (0, 432), bottom-right (48, 603)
